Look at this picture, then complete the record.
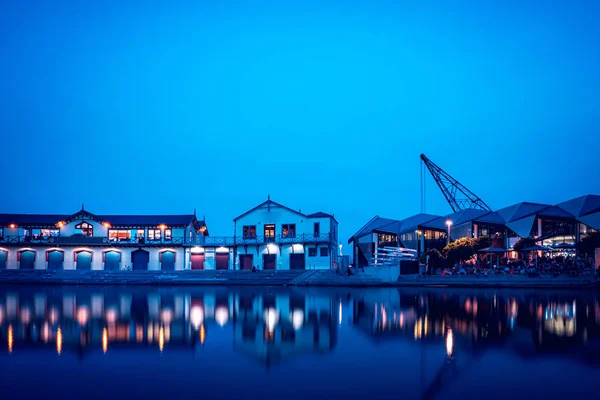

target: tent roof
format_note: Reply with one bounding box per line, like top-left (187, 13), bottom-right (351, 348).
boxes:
top-left (556, 195), bottom-right (600, 217)
top-left (495, 202), bottom-right (550, 223)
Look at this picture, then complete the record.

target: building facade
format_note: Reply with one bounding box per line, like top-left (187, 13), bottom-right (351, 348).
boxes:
top-left (231, 197), bottom-right (338, 270)
top-left (0, 208), bottom-right (208, 270)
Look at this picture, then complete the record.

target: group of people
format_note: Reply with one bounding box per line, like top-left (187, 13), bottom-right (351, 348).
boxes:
top-left (434, 254), bottom-right (596, 277)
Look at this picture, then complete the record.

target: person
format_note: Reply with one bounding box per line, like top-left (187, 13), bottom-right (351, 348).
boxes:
top-left (251, 265), bottom-right (257, 272)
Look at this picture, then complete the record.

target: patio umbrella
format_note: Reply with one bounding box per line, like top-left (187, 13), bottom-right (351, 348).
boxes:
top-left (522, 245), bottom-right (553, 269)
top-left (477, 247), bottom-right (508, 269)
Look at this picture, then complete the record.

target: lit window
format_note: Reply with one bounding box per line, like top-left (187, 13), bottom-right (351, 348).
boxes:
top-left (243, 225), bottom-right (256, 238)
top-left (164, 229), bottom-right (172, 241)
top-left (264, 225), bottom-right (275, 242)
top-left (108, 230), bottom-right (131, 242)
top-left (282, 224), bottom-right (296, 238)
top-left (148, 229), bottom-right (161, 241)
top-left (75, 222), bottom-right (93, 237)
top-left (41, 229), bottom-right (59, 237)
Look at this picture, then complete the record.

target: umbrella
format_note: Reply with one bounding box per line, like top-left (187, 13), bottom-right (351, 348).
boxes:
top-left (522, 245), bottom-right (552, 269)
top-left (477, 247), bottom-right (508, 253)
top-left (553, 242), bottom-right (575, 249)
top-left (477, 247), bottom-right (508, 269)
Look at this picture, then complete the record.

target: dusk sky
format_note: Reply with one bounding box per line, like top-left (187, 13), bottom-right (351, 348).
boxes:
top-left (1, 1), bottom-right (598, 250)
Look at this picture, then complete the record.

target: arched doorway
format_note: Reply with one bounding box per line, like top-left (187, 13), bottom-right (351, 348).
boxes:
top-left (160, 251), bottom-right (176, 271)
top-left (18, 250), bottom-right (36, 269)
top-left (0, 249), bottom-right (7, 269)
top-left (131, 249), bottom-right (149, 270)
top-left (47, 250), bottom-right (64, 270)
top-left (75, 250), bottom-right (93, 270)
top-left (104, 251), bottom-right (121, 271)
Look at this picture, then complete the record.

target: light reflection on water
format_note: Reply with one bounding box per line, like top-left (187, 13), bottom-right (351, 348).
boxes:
top-left (0, 286), bottom-right (599, 399)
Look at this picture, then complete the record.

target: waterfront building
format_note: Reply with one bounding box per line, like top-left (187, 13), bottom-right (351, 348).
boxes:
top-left (0, 207), bottom-right (208, 270)
top-left (350, 194), bottom-right (600, 266)
top-left (231, 196), bottom-right (338, 270)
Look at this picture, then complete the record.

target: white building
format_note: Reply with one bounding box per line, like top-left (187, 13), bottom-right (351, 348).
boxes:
top-left (0, 207), bottom-right (208, 270)
top-left (231, 197), bottom-right (338, 270)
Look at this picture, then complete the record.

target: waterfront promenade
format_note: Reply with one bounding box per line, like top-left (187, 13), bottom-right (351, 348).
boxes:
top-left (0, 269), bottom-right (597, 288)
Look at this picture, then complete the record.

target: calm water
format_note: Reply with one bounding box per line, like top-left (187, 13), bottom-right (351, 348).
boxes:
top-left (0, 285), bottom-right (599, 399)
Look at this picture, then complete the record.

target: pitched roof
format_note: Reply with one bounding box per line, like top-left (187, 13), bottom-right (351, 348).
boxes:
top-left (348, 216), bottom-right (400, 243)
top-left (397, 213), bottom-right (442, 234)
top-left (233, 198), bottom-right (307, 221)
top-left (0, 214), bottom-right (69, 226)
top-left (556, 195), bottom-right (600, 217)
top-left (495, 202), bottom-right (550, 223)
top-left (307, 212), bottom-right (335, 220)
top-left (472, 211), bottom-right (506, 225)
top-left (536, 205), bottom-right (574, 219)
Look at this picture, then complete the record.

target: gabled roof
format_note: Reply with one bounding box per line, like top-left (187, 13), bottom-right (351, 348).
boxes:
top-left (556, 195), bottom-right (600, 217)
top-left (397, 213), bottom-right (442, 234)
top-left (307, 212), bottom-right (338, 223)
top-left (0, 211), bottom-right (205, 231)
top-left (348, 216), bottom-right (400, 244)
top-left (473, 211), bottom-right (506, 225)
top-left (536, 205), bottom-right (574, 219)
top-left (233, 198), bottom-right (306, 221)
top-left (495, 202), bottom-right (550, 223)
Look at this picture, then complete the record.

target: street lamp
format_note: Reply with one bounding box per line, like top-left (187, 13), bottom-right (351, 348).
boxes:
top-left (415, 230), bottom-right (421, 256)
top-left (445, 220), bottom-right (453, 245)
top-left (339, 244), bottom-right (343, 256)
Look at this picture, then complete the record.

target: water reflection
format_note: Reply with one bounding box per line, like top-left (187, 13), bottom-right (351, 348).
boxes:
top-left (0, 286), bottom-right (599, 398)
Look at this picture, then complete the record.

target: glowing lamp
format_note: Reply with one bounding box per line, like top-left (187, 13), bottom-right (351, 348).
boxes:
top-left (103, 222), bottom-right (111, 228)
top-left (159, 224), bottom-right (167, 230)
top-left (57, 221), bottom-right (65, 228)
top-left (445, 220), bottom-right (453, 227)
top-left (8, 224), bottom-right (16, 229)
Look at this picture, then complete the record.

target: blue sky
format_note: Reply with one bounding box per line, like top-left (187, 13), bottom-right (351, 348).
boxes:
top-left (1, 1), bottom-right (599, 249)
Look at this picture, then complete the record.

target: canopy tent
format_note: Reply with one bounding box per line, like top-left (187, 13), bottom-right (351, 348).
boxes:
top-left (477, 247), bottom-right (508, 269)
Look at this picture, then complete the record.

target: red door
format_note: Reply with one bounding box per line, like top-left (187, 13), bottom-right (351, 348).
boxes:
top-left (216, 253), bottom-right (229, 270)
top-left (191, 254), bottom-right (205, 270)
top-left (263, 254), bottom-right (276, 270)
top-left (239, 254), bottom-right (253, 270)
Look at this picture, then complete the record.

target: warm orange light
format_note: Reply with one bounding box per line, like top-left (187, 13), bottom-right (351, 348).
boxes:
top-left (57, 221), bottom-right (65, 228)
top-left (56, 327), bottom-right (63, 355)
top-left (103, 222), bottom-right (111, 228)
top-left (200, 324), bottom-right (206, 345)
top-left (159, 224), bottom-right (167, 230)
top-left (8, 224), bottom-right (16, 229)
top-left (102, 327), bottom-right (108, 354)
top-left (8, 324), bottom-right (13, 353)
top-left (446, 328), bottom-right (454, 357)
top-left (158, 326), bottom-right (165, 352)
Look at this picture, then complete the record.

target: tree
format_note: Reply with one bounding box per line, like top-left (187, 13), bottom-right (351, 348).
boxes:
top-left (577, 232), bottom-right (600, 257)
top-left (513, 237), bottom-right (538, 255)
top-left (443, 237), bottom-right (476, 265)
top-left (424, 248), bottom-right (445, 270)
top-left (474, 237), bottom-right (492, 250)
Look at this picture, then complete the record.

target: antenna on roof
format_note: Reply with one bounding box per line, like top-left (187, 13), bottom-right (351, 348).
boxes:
top-left (193, 208), bottom-right (196, 216)
top-left (81, 203), bottom-right (85, 211)
top-left (267, 194), bottom-right (271, 212)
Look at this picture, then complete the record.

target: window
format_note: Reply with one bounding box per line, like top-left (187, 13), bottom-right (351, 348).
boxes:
top-left (264, 224), bottom-right (275, 242)
top-left (308, 247), bottom-right (317, 257)
top-left (243, 225), bottom-right (257, 238)
top-left (109, 230), bottom-right (131, 242)
top-left (320, 247), bottom-right (329, 257)
top-left (41, 229), bottom-right (59, 237)
top-left (137, 229), bottom-right (145, 238)
top-left (75, 222), bottom-right (93, 237)
top-left (148, 229), bottom-right (161, 240)
top-left (164, 229), bottom-right (172, 241)
top-left (282, 224), bottom-right (296, 238)
top-left (314, 223), bottom-right (320, 237)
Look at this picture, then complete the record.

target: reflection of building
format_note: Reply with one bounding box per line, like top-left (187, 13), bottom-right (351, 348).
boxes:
top-left (232, 291), bottom-right (337, 366)
top-left (349, 195), bottom-right (600, 266)
top-left (0, 207), bottom-right (208, 270)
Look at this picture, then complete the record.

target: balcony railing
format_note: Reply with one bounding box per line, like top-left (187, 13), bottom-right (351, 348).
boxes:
top-left (0, 233), bottom-right (335, 247)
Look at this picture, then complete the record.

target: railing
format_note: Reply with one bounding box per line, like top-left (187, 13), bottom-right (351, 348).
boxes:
top-left (0, 233), bottom-right (335, 247)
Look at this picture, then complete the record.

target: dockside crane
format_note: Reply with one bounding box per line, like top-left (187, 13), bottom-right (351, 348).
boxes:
top-left (420, 154), bottom-right (492, 213)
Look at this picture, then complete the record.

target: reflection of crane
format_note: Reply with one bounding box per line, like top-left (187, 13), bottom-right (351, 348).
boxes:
top-left (420, 154), bottom-right (492, 213)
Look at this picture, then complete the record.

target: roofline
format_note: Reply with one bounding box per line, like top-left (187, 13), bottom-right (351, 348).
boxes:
top-left (233, 199), bottom-right (307, 221)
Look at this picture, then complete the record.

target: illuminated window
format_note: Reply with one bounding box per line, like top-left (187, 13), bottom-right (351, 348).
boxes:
top-left (108, 230), bottom-right (131, 242)
top-left (264, 225), bottom-right (275, 242)
top-left (75, 222), bottom-right (93, 237)
top-left (243, 225), bottom-right (256, 238)
top-left (282, 224), bottom-right (296, 238)
top-left (148, 229), bottom-right (161, 240)
top-left (320, 247), bottom-right (329, 257)
top-left (41, 229), bottom-right (59, 237)
top-left (164, 229), bottom-right (172, 241)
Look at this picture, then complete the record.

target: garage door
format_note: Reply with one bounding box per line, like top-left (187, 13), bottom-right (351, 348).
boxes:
top-left (19, 250), bottom-right (35, 269)
top-left (216, 252), bottom-right (229, 270)
top-left (47, 250), bottom-right (64, 270)
top-left (161, 251), bottom-right (176, 271)
top-left (132, 249), bottom-right (149, 270)
top-left (263, 254), bottom-right (276, 270)
top-left (239, 254), bottom-right (253, 270)
top-left (290, 254), bottom-right (305, 270)
top-left (0, 250), bottom-right (7, 269)
top-left (76, 251), bottom-right (92, 270)
top-left (104, 251), bottom-right (121, 271)
top-left (191, 253), bottom-right (205, 270)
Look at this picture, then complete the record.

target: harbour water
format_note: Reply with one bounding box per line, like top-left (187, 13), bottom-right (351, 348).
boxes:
top-left (0, 285), bottom-right (598, 399)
